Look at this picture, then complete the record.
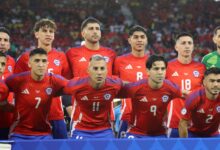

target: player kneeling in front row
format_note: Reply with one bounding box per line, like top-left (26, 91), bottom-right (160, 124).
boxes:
top-left (64, 54), bottom-right (122, 139)
top-left (179, 67), bottom-right (220, 138)
top-left (120, 55), bottom-right (183, 138)
top-left (1, 48), bottom-right (68, 140)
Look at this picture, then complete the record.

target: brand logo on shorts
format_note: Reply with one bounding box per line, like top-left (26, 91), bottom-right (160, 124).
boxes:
top-left (193, 70), bottom-right (199, 77)
top-left (104, 93), bottom-right (111, 100)
top-left (162, 95), bottom-right (169, 102)
top-left (54, 59), bottom-right (60, 66)
top-left (46, 88), bottom-right (53, 95)
top-left (216, 106), bottom-right (220, 113)
top-left (8, 66), bottom-right (12, 72)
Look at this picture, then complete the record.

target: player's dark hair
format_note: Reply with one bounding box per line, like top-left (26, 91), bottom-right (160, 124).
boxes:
top-left (33, 18), bottom-right (57, 32)
top-left (146, 55), bottom-right (167, 69)
top-left (204, 67), bottom-right (220, 77)
top-left (29, 48), bottom-right (47, 57)
top-left (128, 25), bottom-right (147, 37)
top-left (0, 51), bottom-right (6, 58)
top-left (0, 27), bottom-right (10, 37)
top-left (89, 54), bottom-right (106, 62)
top-left (175, 32), bottom-right (193, 42)
top-left (81, 17), bottom-right (101, 31)
top-left (213, 26), bottom-right (220, 36)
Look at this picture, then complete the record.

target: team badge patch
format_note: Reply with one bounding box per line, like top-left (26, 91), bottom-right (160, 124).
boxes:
top-left (8, 66), bottom-right (12, 72)
top-left (104, 93), bottom-right (111, 100)
top-left (216, 106), bottom-right (220, 113)
top-left (103, 56), bottom-right (109, 62)
top-left (54, 59), bottom-right (60, 66)
top-left (46, 88), bottom-right (53, 95)
top-left (162, 95), bottom-right (169, 102)
top-left (181, 108), bottom-right (187, 115)
top-left (193, 70), bottom-right (199, 77)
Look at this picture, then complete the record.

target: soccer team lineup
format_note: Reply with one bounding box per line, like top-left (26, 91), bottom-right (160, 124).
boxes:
top-left (0, 16), bottom-right (220, 140)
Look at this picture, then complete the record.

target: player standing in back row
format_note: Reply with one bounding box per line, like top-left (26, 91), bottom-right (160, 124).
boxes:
top-left (166, 32), bottom-right (205, 137)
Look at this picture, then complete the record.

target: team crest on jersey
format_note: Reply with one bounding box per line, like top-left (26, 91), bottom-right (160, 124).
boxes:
top-left (216, 106), bottom-right (220, 113)
top-left (103, 56), bottom-right (109, 62)
top-left (162, 95), bottom-right (169, 102)
top-left (46, 88), bottom-right (53, 95)
top-left (54, 59), bottom-right (60, 66)
top-left (104, 93), bottom-right (111, 100)
top-left (181, 108), bottom-right (187, 115)
top-left (193, 70), bottom-right (199, 77)
top-left (8, 66), bottom-right (12, 72)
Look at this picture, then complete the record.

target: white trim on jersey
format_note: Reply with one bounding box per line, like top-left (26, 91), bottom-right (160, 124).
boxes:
top-left (167, 100), bottom-right (173, 128)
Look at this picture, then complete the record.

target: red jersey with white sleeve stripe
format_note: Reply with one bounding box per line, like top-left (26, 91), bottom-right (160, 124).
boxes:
top-left (6, 72), bottom-right (68, 136)
top-left (166, 59), bottom-right (205, 128)
top-left (14, 49), bottom-right (70, 120)
top-left (181, 88), bottom-right (220, 136)
top-left (64, 76), bottom-right (122, 131)
top-left (122, 79), bottom-right (181, 136)
top-left (66, 45), bottom-right (116, 77)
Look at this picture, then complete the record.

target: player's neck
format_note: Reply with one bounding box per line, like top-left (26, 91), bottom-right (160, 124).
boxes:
top-left (177, 56), bottom-right (192, 64)
top-left (38, 43), bottom-right (52, 52)
top-left (31, 73), bottom-right (44, 81)
top-left (148, 78), bottom-right (163, 89)
top-left (85, 41), bottom-right (100, 50)
top-left (89, 79), bottom-right (104, 89)
top-left (131, 50), bottom-right (145, 57)
top-left (205, 90), bottom-right (219, 100)
top-left (217, 48), bottom-right (220, 55)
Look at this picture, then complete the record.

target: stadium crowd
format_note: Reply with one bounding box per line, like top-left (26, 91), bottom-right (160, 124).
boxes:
top-left (0, 0), bottom-right (219, 60)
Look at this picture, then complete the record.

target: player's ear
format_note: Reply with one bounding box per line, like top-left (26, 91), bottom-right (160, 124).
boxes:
top-left (146, 68), bottom-right (150, 76)
top-left (128, 37), bottom-right (131, 45)
top-left (28, 60), bottom-right (31, 68)
top-left (213, 35), bottom-right (217, 45)
top-left (34, 32), bottom-right (39, 39)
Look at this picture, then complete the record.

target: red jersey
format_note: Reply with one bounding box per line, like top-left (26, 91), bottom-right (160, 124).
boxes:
top-left (14, 49), bottom-right (70, 120)
top-left (113, 53), bottom-right (148, 82)
top-left (113, 53), bottom-right (148, 121)
top-left (6, 72), bottom-right (67, 136)
top-left (64, 76), bottom-right (122, 131)
top-left (2, 55), bottom-right (15, 79)
top-left (66, 45), bottom-right (116, 77)
top-left (122, 79), bottom-right (181, 136)
top-left (166, 59), bottom-right (205, 128)
top-left (181, 88), bottom-right (220, 136)
top-left (0, 55), bottom-right (15, 128)
top-left (0, 80), bottom-right (9, 102)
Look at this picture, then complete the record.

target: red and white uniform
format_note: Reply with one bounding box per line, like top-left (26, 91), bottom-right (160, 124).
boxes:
top-left (122, 79), bottom-right (181, 136)
top-left (64, 76), bottom-right (122, 131)
top-left (113, 53), bottom-right (148, 121)
top-left (166, 59), bottom-right (205, 128)
top-left (6, 72), bottom-right (67, 136)
top-left (181, 88), bottom-right (220, 136)
top-left (66, 45), bottom-right (116, 77)
top-left (14, 49), bottom-right (70, 120)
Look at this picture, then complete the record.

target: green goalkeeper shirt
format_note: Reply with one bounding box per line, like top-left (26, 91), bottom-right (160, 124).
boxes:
top-left (202, 51), bottom-right (220, 69)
